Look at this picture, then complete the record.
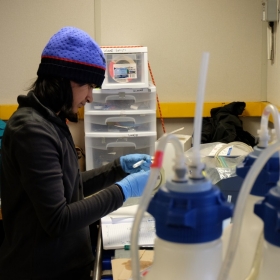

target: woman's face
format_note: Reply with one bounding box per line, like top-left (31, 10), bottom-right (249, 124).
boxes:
top-left (70, 81), bottom-right (95, 113)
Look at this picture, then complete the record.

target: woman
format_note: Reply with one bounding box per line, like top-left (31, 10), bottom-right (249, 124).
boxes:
top-left (0, 26), bottom-right (151, 280)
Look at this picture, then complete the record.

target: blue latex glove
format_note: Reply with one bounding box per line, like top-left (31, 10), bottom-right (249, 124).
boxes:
top-left (116, 170), bottom-right (150, 201)
top-left (120, 154), bottom-right (152, 174)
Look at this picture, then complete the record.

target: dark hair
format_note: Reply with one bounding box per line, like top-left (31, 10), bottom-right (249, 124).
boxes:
top-left (28, 76), bottom-right (77, 121)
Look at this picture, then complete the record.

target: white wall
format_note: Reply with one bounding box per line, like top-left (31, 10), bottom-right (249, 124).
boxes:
top-left (1, 0), bottom-right (264, 104)
top-left (95, 0), bottom-right (264, 103)
top-left (0, 0), bottom-right (95, 103)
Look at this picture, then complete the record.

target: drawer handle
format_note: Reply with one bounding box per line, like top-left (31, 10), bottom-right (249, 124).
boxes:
top-left (105, 117), bottom-right (135, 124)
top-left (106, 142), bottom-right (136, 148)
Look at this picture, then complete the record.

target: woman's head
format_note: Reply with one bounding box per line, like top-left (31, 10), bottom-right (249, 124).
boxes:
top-left (29, 77), bottom-right (96, 119)
top-left (70, 81), bottom-right (94, 113)
top-left (32, 26), bottom-right (106, 119)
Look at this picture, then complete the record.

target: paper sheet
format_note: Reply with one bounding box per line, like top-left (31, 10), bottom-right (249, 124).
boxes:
top-left (101, 216), bottom-right (155, 250)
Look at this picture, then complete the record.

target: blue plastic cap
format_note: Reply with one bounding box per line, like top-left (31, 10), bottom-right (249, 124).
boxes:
top-left (236, 148), bottom-right (279, 196)
top-left (147, 184), bottom-right (233, 244)
top-left (254, 186), bottom-right (280, 247)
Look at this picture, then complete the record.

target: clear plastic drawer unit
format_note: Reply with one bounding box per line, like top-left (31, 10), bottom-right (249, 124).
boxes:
top-left (86, 84), bottom-right (156, 111)
top-left (101, 46), bottom-right (148, 89)
top-left (85, 132), bottom-right (156, 169)
top-left (84, 111), bottom-right (156, 133)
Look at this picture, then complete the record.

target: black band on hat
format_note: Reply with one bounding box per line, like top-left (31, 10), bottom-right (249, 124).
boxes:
top-left (37, 57), bottom-right (105, 87)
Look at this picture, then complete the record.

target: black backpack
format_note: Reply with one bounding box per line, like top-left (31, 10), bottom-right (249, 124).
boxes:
top-left (200, 102), bottom-right (257, 147)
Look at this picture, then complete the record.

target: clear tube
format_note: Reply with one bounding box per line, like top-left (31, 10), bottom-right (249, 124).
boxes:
top-left (260, 104), bottom-right (280, 138)
top-left (217, 140), bottom-right (280, 280)
top-left (130, 134), bottom-right (184, 280)
top-left (244, 231), bottom-right (264, 280)
top-left (259, 103), bottom-right (280, 188)
top-left (214, 141), bottom-right (253, 159)
top-left (131, 52), bottom-right (210, 279)
top-left (192, 52), bottom-right (209, 166)
top-left (258, 104), bottom-right (280, 147)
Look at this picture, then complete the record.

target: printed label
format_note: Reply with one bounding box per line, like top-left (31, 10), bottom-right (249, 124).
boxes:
top-left (114, 63), bottom-right (137, 79)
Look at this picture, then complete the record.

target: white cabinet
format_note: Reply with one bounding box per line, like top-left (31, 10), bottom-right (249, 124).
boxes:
top-left (84, 84), bottom-right (157, 170)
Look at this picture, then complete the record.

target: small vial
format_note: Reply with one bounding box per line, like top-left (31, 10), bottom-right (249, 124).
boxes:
top-left (133, 159), bottom-right (145, 168)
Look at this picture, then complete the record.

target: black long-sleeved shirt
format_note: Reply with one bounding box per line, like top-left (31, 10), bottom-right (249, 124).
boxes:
top-left (0, 92), bottom-right (126, 279)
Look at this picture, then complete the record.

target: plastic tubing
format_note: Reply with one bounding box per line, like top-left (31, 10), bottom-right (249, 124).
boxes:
top-left (130, 134), bottom-right (184, 280)
top-left (258, 104), bottom-right (280, 147)
top-left (192, 52), bottom-right (210, 166)
top-left (259, 103), bottom-right (280, 182)
top-left (217, 140), bottom-right (280, 280)
top-left (214, 141), bottom-right (253, 164)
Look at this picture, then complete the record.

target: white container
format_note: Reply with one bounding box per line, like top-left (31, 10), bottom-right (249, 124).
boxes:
top-left (222, 194), bottom-right (263, 280)
top-left (84, 110), bottom-right (156, 133)
top-left (257, 241), bottom-right (280, 280)
top-left (143, 236), bottom-right (223, 280)
top-left (85, 132), bottom-right (156, 170)
top-left (101, 46), bottom-right (148, 89)
top-left (87, 84), bottom-right (156, 111)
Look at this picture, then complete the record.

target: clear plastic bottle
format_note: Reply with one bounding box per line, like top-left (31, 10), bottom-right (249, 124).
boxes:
top-left (142, 178), bottom-right (233, 280)
top-left (254, 185), bottom-right (280, 280)
top-left (143, 237), bottom-right (222, 280)
top-left (222, 194), bottom-right (263, 279)
top-left (222, 146), bottom-right (279, 280)
top-left (257, 241), bottom-right (280, 280)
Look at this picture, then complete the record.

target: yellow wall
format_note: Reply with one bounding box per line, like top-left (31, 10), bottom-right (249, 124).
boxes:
top-left (0, 101), bottom-right (270, 121)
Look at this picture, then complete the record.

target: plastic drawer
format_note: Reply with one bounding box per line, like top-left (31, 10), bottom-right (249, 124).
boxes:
top-left (84, 111), bottom-right (156, 133)
top-left (86, 84), bottom-right (156, 111)
top-left (85, 132), bottom-right (156, 170)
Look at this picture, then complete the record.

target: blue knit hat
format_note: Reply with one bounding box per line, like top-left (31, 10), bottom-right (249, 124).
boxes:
top-left (37, 26), bottom-right (106, 87)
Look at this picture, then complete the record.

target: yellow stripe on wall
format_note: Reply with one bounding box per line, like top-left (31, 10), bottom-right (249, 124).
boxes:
top-left (0, 102), bottom-right (275, 120)
top-left (0, 105), bottom-right (85, 121)
top-left (156, 102), bottom-right (266, 118)
top-left (0, 105), bottom-right (18, 120)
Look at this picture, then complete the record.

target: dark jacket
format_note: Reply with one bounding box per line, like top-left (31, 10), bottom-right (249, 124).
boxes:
top-left (201, 102), bottom-right (256, 147)
top-left (0, 92), bottom-right (126, 279)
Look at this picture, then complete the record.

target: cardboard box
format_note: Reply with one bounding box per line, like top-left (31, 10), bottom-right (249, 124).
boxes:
top-left (111, 250), bottom-right (154, 280)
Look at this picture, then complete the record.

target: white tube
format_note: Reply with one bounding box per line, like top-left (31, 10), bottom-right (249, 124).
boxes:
top-left (131, 52), bottom-right (209, 278)
top-left (259, 103), bottom-right (280, 187)
top-left (217, 140), bottom-right (280, 280)
top-left (258, 104), bottom-right (280, 147)
top-left (192, 52), bottom-right (209, 166)
top-left (214, 141), bottom-right (253, 159)
top-left (133, 159), bottom-right (145, 168)
top-left (260, 104), bottom-right (280, 138)
top-left (130, 134), bottom-right (184, 280)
